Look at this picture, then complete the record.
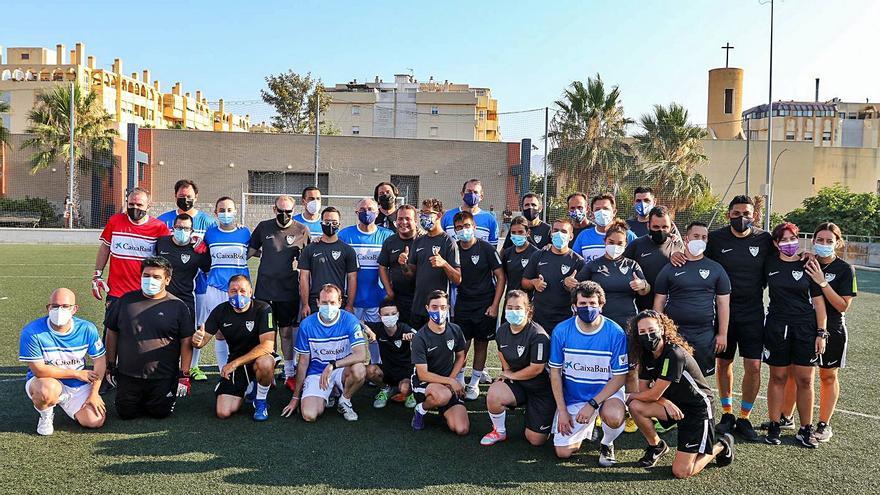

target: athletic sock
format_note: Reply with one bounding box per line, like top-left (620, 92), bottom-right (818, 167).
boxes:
top-left (489, 411), bottom-right (507, 434)
top-left (215, 340), bottom-right (229, 370)
top-left (720, 396), bottom-right (733, 415)
top-left (284, 360), bottom-right (296, 378)
top-left (191, 347), bottom-right (201, 368)
top-left (739, 401), bottom-right (754, 419)
top-left (256, 384), bottom-right (270, 400)
top-left (338, 396), bottom-right (352, 408)
top-left (456, 371), bottom-right (465, 386)
top-left (600, 420), bottom-right (625, 446)
top-left (469, 370), bottom-right (483, 388)
top-left (415, 403), bottom-right (427, 415)
top-left (36, 406), bottom-right (53, 419)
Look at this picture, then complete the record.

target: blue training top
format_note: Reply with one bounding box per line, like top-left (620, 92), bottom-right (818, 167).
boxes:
top-left (294, 310), bottom-right (366, 376)
top-left (203, 225), bottom-right (251, 291)
top-left (338, 225), bottom-right (394, 308)
top-left (572, 226), bottom-right (637, 263)
top-left (19, 316), bottom-right (105, 388)
top-left (441, 207), bottom-right (499, 246)
top-left (293, 213), bottom-right (323, 241)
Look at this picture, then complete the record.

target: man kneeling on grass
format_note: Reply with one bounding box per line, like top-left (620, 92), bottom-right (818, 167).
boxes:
top-left (365, 298), bottom-right (417, 409)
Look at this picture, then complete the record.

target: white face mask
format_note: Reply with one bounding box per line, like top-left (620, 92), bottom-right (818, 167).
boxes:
top-left (381, 314), bottom-right (399, 328)
top-left (605, 244), bottom-right (625, 259)
top-left (687, 239), bottom-right (707, 257)
top-left (48, 307), bottom-right (73, 327)
top-left (306, 199), bottom-right (321, 215)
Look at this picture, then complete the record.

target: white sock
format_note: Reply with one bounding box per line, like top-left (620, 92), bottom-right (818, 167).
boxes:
top-left (36, 406), bottom-right (53, 418)
top-left (601, 419), bottom-right (625, 446)
top-left (456, 371), bottom-right (465, 386)
top-left (215, 340), bottom-right (229, 369)
top-left (191, 347), bottom-right (201, 368)
top-left (256, 384), bottom-right (270, 400)
top-left (469, 369), bottom-right (483, 387)
top-left (489, 411), bottom-right (507, 434)
top-left (416, 403), bottom-right (427, 415)
top-left (338, 396), bottom-right (352, 407)
top-left (284, 360), bottom-right (296, 378)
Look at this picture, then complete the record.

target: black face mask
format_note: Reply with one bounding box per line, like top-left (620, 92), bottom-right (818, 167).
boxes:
top-left (730, 216), bottom-right (753, 234)
top-left (378, 194), bottom-right (395, 210)
top-left (127, 207), bottom-right (146, 222)
top-left (638, 332), bottom-right (662, 352)
top-left (176, 197), bottom-right (194, 211)
top-left (276, 211), bottom-right (292, 226)
top-left (523, 207), bottom-right (539, 221)
top-left (649, 229), bottom-right (668, 245)
top-left (321, 223), bottom-right (340, 237)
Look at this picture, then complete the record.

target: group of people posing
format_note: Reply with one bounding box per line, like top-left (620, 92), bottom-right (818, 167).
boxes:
top-left (19, 178), bottom-right (856, 479)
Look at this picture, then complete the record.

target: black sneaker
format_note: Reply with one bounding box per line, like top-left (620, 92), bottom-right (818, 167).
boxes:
top-left (759, 415), bottom-right (795, 430)
top-left (796, 425), bottom-right (819, 448)
top-left (716, 433), bottom-right (735, 467)
top-left (735, 417), bottom-right (759, 441)
top-left (598, 443), bottom-right (617, 467)
top-left (715, 413), bottom-right (736, 434)
top-left (813, 421), bottom-right (833, 443)
top-left (638, 440), bottom-right (670, 468)
top-left (764, 421), bottom-right (782, 445)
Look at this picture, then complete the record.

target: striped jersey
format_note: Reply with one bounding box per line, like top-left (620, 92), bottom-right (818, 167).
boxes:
top-left (99, 213), bottom-right (170, 297)
top-left (571, 226), bottom-right (637, 263)
top-left (19, 317), bottom-right (105, 388)
top-left (441, 207), bottom-right (499, 246)
top-left (295, 310), bottom-right (366, 376)
top-left (203, 224), bottom-right (251, 291)
top-left (293, 213), bottom-right (323, 240)
top-left (337, 225), bottom-right (394, 308)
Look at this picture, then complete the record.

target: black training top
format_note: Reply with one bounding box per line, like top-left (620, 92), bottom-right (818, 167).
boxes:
top-left (576, 255), bottom-right (645, 327)
top-left (502, 221), bottom-right (551, 250)
top-left (455, 239), bottom-right (502, 316)
top-left (495, 321), bottom-right (550, 390)
top-left (654, 257), bottom-right (731, 327)
top-left (377, 234), bottom-right (417, 310)
top-left (522, 248), bottom-right (585, 326)
top-left (765, 256), bottom-right (823, 324)
top-left (818, 257), bottom-right (857, 326)
top-left (205, 299), bottom-right (275, 362)
top-left (639, 343), bottom-right (713, 418)
top-left (365, 321), bottom-right (415, 371)
top-left (408, 232), bottom-right (460, 317)
top-left (410, 322), bottom-right (467, 379)
top-left (155, 236), bottom-right (211, 312)
top-left (249, 218), bottom-right (310, 301)
top-left (706, 226), bottom-right (773, 319)
top-left (501, 243), bottom-right (538, 294)
top-left (299, 239), bottom-right (359, 302)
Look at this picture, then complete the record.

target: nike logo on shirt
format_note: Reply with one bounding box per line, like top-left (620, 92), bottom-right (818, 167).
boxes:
top-left (721, 248), bottom-right (733, 253)
top-left (391, 249), bottom-right (400, 253)
top-left (499, 344), bottom-right (508, 349)
top-left (222, 323), bottom-right (232, 327)
top-left (427, 346), bottom-right (438, 352)
top-left (417, 248), bottom-right (425, 252)
top-left (685, 443), bottom-right (699, 449)
top-left (539, 425), bottom-right (551, 431)
top-left (645, 366), bottom-right (655, 371)
top-left (674, 271), bottom-right (686, 277)
top-left (538, 262), bottom-right (549, 266)
top-left (641, 252), bottom-right (651, 257)
top-left (769, 271), bottom-right (779, 276)
top-left (313, 253), bottom-right (322, 257)
top-left (266, 235), bottom-right (273, 239)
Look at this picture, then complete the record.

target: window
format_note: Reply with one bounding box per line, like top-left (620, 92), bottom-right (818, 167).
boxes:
top-left (778, 109), bottom-right (788, 117)
top-left (804, 132), bottom-right (813, 141)
top-left (848, 113), bottom-right (857, 119)
top-left (805, 110), bottom-right (813, 117)
top-left (431, 106), bottom-right (439, 115)
top-left (351, 105), bottom-right (360, 116)
top-left (21, 53), bottom-right (29, 60)
top-left (785, 132), bottom-right (795, 140)
top-left (750, 130), bottom-right (759, 140)
top-left (839, 112), bottom-right (846, 119)
top-left (391, 175), bottom-right (419, 204)
top-left (248, 171), bottom-right (329, 205)
top-left (352, 126), bottom-right (360, 135)
top-left (723, 89), bottom-right (734, 114)
top-left (478, 110), bottom-right (486, 120)
top-left (429, 126), bottom-right (438, 137)
top-left (822, 131), bottom-right (832, 141)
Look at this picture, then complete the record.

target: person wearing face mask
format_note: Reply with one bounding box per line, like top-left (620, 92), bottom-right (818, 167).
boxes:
top-left (626, 187), bottom-right (655, 238)
top-left (374, 181), bottom-right (400, 232)
top-left (549, 282), bottom-right (628, 466)
top-left (502, 193), bottom-right (551, 249)
top-left (409, 290), bottom-right (469, 434)
top-left (440, 178), bottom-right (499, 246)
top-left (298, 207), bottom-right (359, 319)
top-left (566, 192), bottom-right (594, 246)
top-left (193, 275), bottom-right (277, 421)
top-left (480, 291), bottom-right (554, 447)
top-left (572, 193), bottom-right (637, 263)
top-left (104, 257), bottom-right (194, 420)
top-left (623, 206), bottom-right (685, 311)
top-left (378, 205), bottom-right (420, 326)
top-left (501, 217), bottom-right (539, 295)
top-left (19, 288), bottom-right (107, 435)
top-left (203, 196), bottom-right (251, 372)
top-left (407, 198), bottom-right (461, 329)
top-left (247, 195), bottom-right (310, 392)
top-left (521, 218), bottom-right (585, 334)
top-left (626, 311), bottom-right (735, 477)
top-left (762, 222), bottom-right (827, 448)
top-left (364, 298), bottom-right (417, 409)
top-left (653, 222), bottom-right (731, 379)
top-left (293, 186), bottom-right (324, 240)
top-left (282, 284), bottom-right (367, 422)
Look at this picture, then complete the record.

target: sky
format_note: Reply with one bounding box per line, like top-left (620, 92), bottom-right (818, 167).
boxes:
top-left (4, 0), bottom-right (880, 144)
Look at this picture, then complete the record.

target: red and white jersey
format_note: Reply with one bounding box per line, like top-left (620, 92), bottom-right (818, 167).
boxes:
top-left (99, 213), bottom-right (170, 297)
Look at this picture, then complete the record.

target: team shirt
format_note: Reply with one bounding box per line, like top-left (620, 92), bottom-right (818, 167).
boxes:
top-left (99, 213), bottom-right (170, 297)
top-left (408, 232), bottom-right (460, 317)
top-left (501, 244), bottom-right (538, 293)
top-left (626, 218), bottom-right (650, 238)
top-left (623, 235), bottom-right (672, 309)
top-left (638, 343), bottom-right (713, 418)
top-left (410, 322), bottom-right (468, 380)
top-left (376, 209), bottom-right (399, 233)
top-left (203, 225), bottom-right (251, 291)
top-left (158, 209), bottom-right (216, 295)
top-left (572, 226), bottom-right (638, 263)
top-left (548, 316), bottom-right (629, 405)
top-left (338, 225), bottom-right (395, 308)
top-left (298, 239), bottom-right (359, 304)
top-left (706, 226), bottom-right (773, 321)
top-left (502, 221), bottom-right (551, 250)
top-left (205, 300), bottom-right (275, 362)
top-left (365, 321), bottom-right (415, 372)
top-left (455, 239), bottom-right (503, 316)
top-left (654, 257), bottom-right (732, 328)
top-left (495, 321), bottom-right (551, 390)
top-left (295, 310), bottom-right (366, 376)
top-left (155, 236), bottom-right (211, 314)
top-left (576, 256), bottom-right (645, 328)
top-left (249, 218), bottom-right (310, 301)
top-left (19, 317), bottom-right (105, 388)
top-left (571, 222), bottom-right (591, 248)
top-left (522, 249), bottom-right (585, 329)
top-left (105, 291), bottom-right (193, 379)
top-left (818, 257), bottom-right (858, 327)
top-left (441, 207), bottom-right (499, 246)
top-left (765, 257), bottom-right (823, 324)
top-left (292, 213), bottom-right (323, 241)
top-left (377, 234), bottom-right (417, 313)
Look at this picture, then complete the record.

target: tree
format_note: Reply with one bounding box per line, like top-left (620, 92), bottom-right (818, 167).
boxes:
top-left (260, 70), bottom-right (339, 135)
top-left (785, 185), bottom-right (880, 236)
top-left (633, 103), bottom-right (711, 212)
top-left (548, 74), bottom-right (634, 197)
top-left (0, 100), bottom-right (9, 149)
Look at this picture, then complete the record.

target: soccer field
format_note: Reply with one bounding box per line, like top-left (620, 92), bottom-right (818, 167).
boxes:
top-left (1, 244), bottom-right (879, 494)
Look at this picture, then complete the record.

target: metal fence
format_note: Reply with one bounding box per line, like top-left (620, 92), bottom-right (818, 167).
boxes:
top-left (800, 233), bottom-right (880, 268)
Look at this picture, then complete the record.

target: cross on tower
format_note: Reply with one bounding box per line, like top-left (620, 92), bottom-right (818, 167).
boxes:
top-left (722, 42), bottom-right (734, 68)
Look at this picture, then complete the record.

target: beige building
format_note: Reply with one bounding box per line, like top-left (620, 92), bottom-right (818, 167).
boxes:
top-left (324, 74), bottom-right (500, 142)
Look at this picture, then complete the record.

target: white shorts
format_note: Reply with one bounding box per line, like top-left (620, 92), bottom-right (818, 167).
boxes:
top-left (203, 286), bottom-right (229, 325)
top-left (301, 367), bottom-right (347, 403)
top-left (552, 387), bottom-right (626, 447)
top-left (354, 307), bottom-right (382, 365)
top-left (25, 377), bottom-right (93, 420)
top-left (195, 292), bottom-right (211, 328)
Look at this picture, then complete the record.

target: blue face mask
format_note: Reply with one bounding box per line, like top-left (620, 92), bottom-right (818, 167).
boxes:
top-left (172, 228), bottom-right (191, 244)
top-left (569, 209), bottom-right (586, 224)
top-left (551, 231), bottom-right (569, 250)
top-left (229, 294), bottom-right (250, 309)
top-left (505, 309), bottom-right (527, 326)
top-left (419, 214), bottom-right (435, 231)
top-left (593, 209), bottom-right (613, 227)
top-left (456, 228), bottom-right (474, 242)
top-left (428, 309), bottom-right (447, 325)
top-left (217, 212), bottom-right (235, 225)
top-left (635, 201), bottom-right (653, 217)
top-left (319, 304), bottom-right (340, 321)
top-left (141, 276), bottom-right (163, 296)
top-left (814, 243), bottom-right (835, 258)
top-left (463, 192), bottom-right (481, 207)
top-left (510, 234), bottom-right (528, 247)
top-left (358, 210), bottom-right (378, 226)
top-left (576, 306), bottom-right (601, 324)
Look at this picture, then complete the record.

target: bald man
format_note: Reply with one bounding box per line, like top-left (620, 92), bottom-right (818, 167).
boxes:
top-left (19, 288), bottom-right (107, 435)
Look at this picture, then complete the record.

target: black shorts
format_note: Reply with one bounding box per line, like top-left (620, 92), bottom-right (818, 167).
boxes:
top-left (506, 380), bottom-right (555, 434)
top-left (659, 413), bottom-right (716, 455)
top-left (818, 321), bottom-right (848, 369)
top-left (717, 317), bottom-right (764, 361)
top-left (115, 374), bottom-right (177, 420)
top-left (678, 325), bottom-right (717, 376)
top-left (102, 295), bottom-right (120, 336)
top-left (454, 313), bottom-right (496, 342)
top-left (378, 363), bottom-right (412, 386)
top-left (214, 363), bottom-right (256, 398)
top-left (763, 318), bottom-right (818, 367)
top-left (411, 378), bottom-right (464, 414)
top-left (259, 299), bottom-right (298, 327)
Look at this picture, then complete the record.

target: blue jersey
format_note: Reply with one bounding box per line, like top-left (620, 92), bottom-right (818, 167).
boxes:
top-left (293, 213), bottom-right (323, 241)
top-left (441, 207), bottom-right (499, 246)
top-left (548, 316), bottom-right (629, 405)
top-left (158, 209), bottom-right (216, 294)
top-left (19, 317), bottom-right (105, 388)
top-left (338, 225), bottom-right (394, 308)
top-left (203, 225), bottom-right (251, 291)
top-left (572, 226), bottom-right (637, 263)
top-left (294, 310), bottom-right (366, 376)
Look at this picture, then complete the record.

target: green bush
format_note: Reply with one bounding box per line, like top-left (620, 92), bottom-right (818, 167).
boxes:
top-left (784, 185), bottom-right (880, 236)
top-left (0, 196), bottom-right (60, 227)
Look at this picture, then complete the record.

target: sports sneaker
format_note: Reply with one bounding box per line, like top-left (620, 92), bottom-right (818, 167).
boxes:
top-left (404, 394), bottom-right (417, 409)
top-left (411, 408), bottom-right (426, 430)
top-left (598, 443), bottom-right (617, 467)
top-left (327, 394), bottom-right (338, 408)
top-left (253, 399), bottom-right (269, 422)
top-left (653, 418), bottom-right (677, 434)
top-left (373, 387), bottom-right (391, 409)
top-left (760, 415), bottom-right (795, 430)
top-left (813, 422), bottom-right (833, 443)
top-left (284, 376), bottom-right (297, 393)
top-left (796, 425), bottom-right (819, 448)
top-left (465, 384), bottom-right (480, 401)
top-left (764, 421), bottom-right (782, 445)
top-left (189, 366), bottom-right (208, 382)
top-left (338, 400), bottom-right (359, 421)
top-left (638, 440), bottom-right (669, 468)
top-left (715, 412), bottom-right (736, 435)
top-left (36, 409), bottom-right (55, 436)
top-left (479, 371), bottom-right (493, 384)
top-left (735, 417), bottom-right (759, 441)
top-left (716, 433), bottom-right (735, 467)
top-left (480, 428), bottom-right (508, 446)
top-left (624, 414), bottom-right (638, 433)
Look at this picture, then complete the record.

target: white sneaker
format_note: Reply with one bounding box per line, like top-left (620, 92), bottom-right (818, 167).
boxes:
top-left (465, 384), bottom-right (480, 401)
top-left (36, 409), bottom-right (55, 436)
top-left (326, 394), bottom-right (338, 408)
top-left (337, 401), bottom-right (359, 421)
top-left (479, 371), bottom-right (493, 384)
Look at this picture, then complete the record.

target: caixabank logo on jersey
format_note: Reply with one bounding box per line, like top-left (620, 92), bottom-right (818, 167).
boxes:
top-left (111, 235), bottom-right (156, 258)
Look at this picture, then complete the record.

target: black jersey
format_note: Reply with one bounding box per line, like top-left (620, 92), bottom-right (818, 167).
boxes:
top-left (456, 239), bottom-right (502, 316)
top-left (365, 321), bottom-right (415, 371)
top-left (765, 256), bottom-right (823, 323)
top-left (522, 248), bottom-right (585, 327)
top-left (501, 244), bottom-right (538, 293)
top-left (639, 343), bottom-right (713, 419)
top-left (376, 209), bottom-right (398, 233)
top-left (249, 218), bottom-right (310, 301)
top-left (706, 226), bottom-right (773, 319)
top-left (502, 221), bottom-right (551, 250)
top-left (408, 232), bottom-right (460, 317)
top-left (626, 218), bottom-right (650, 238)
top-left (624, 235), bottom-right (673, 310)
top-left (654, 257), bottom-right (731, 328)
top-left (155, 236), bottom-right (211, 311)
top-left (495, 321), bottom-right (550, 389)
top-left (411, 322), bottom-right (467, 379)
top-left (576, 256), bottom-right (645, 328)
top-left (299, 239), bottom-right (359, 302)
top-left (377, 234), bottom-right (417, 310)
top-left (204, 299), bottom-right (275, 362)
top-left (819, 257), bottom-right (857, 326)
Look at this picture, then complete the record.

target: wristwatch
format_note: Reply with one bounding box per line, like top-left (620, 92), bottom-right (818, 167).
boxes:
top-left (819, 281), bottom-right (829, 288)
top-left (817, 329), bottom-right (829, 339)
top-left (328, 360), bottom-right (337, 369)
top-left (587, 398), bottom-right (600, 409)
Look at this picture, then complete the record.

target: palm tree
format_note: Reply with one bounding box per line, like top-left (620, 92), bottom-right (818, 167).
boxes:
top-left (21, 84), bottom-right (116, 226)
top-left (0, 100), bottom-right (10, 149)
top-left (548, 74), bottom-right (635, 197)
top-left (633, 103), bottom-right (711, 212)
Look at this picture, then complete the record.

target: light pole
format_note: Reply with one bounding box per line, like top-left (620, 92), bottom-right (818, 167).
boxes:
top-left (763, 0), bottom-right (775, 229)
